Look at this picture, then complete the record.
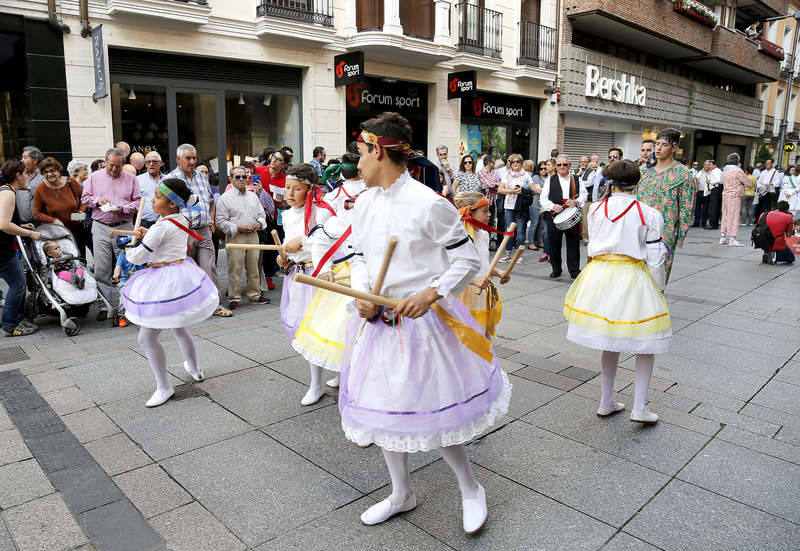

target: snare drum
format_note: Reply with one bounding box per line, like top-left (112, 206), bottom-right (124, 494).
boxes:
top-left (553, 206), bottom-right (582, 231)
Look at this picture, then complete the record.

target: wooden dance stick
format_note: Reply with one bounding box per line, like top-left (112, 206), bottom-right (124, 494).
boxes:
top-left (333, 272), bottom-right (349, 282)
top-left (108, 229), bottom-right (139, 236)
top-left (371, 236), bottom-right (399, 296)
top-left (131, 197), bottom-right (146, 245)
top-left (271, 229), bottom-right (288, 262)
top-left (225, 243), bottom-right (285, 251)
top-left (295, 274), bottom-right (399, 308)
top-left (502, 246), bottom-right (525, 279)
top-left (486, 222), bottom-right (516, 277)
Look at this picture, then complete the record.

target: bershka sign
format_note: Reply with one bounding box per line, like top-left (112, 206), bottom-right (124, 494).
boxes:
top-left (460, 91), bottom-right (530, 122)
top-left (334, 51), bottom-right (364, 87)
top-left (584, 65), bottom-right (646, 106)
top-left (447, 70), bottom-right (477, 99)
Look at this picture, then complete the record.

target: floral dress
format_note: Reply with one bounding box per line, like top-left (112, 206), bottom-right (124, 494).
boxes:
top-left (637, 161), bottom-right (695, 283)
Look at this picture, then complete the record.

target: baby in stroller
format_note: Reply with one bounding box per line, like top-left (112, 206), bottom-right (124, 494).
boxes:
top-left (42, 240), bottom-right (85, 289)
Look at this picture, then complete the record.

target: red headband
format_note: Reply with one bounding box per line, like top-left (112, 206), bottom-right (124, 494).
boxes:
top-left (358, 131), bottom-right (412, 156)
top-left (304, 185), bottom-right (337, 235)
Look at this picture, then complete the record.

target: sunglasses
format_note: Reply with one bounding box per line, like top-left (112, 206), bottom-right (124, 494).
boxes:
top-left (539, 167), bottom-right (547, 171)
top-left (464, 160), bottom-right (473, 164)
top-left (511, 160), bottom-right (522, 164)
top-left (555, 163), bottom-right (569, 167)
top-left (232, 175), bottom-right (247, 180)
top-left (43, 169), bottom-right (58, 175)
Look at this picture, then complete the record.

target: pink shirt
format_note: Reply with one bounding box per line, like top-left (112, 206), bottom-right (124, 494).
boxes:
top-left (81, 169), bottom-right (142, 225)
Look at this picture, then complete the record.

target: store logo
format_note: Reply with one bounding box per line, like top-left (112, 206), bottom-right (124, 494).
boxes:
top-left (346, 84), bottom-right (364, 107)
top-left (336, 60), bottom-right (360, 80)
top-left (584, 65), bottom-right (646, 106)
top-left (473, 97), bottom-right (484, 117)
top-left (473, 96), bottom-right (525, 119)
top-left (334, 51), bottom-right (365, 87)
top-left (448, 70), bottom-right (477, 100)
top-left (450, 77), bottom-right (473, 94)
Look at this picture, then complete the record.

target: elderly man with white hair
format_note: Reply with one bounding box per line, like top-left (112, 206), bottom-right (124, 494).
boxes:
top-left (540, 154), bottom-right (587, 279)
top-left (136, 151), bottom-right (163, 228)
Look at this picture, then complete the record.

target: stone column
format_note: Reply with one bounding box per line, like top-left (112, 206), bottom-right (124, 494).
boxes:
top-left (434, 0), bottom-right (451, 45)
top-left (383, 0), bottom-right (403, 36)
top-left (343, 0), bottom-right (357, 37)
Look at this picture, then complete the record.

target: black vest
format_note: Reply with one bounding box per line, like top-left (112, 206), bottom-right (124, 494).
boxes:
top-left (548, 174), bottom-right (577, 205)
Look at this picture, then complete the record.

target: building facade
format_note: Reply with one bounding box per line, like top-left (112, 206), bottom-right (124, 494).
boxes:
top-left (556, 0), bottom-right (786, 166)
top-left (0, 0), bottom-right (561, 187)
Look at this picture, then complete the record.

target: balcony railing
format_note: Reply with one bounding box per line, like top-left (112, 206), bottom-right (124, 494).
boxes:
top-left (173, 0), bottom-right (208, 4)
top-left (517, 20), bottom-right (557, 70)
top-left (256, 0), bottom-right (333, 26)
top-left (456, 3), bottom-right (502, 59)
top-left (763, 114), bottom-right (775, 136)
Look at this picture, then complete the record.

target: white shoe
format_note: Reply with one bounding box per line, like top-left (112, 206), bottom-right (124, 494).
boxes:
top-left (597, 402), bottom-right (625, 417)
top-left (360, 493), bottom-right (416, 525)
top-left (631, 408), bottom-right (659, 424)
top-left (728, 238), bottom-right (744, 247)
top-left (462, 484), bottom-right (488, 535)
top-left (498, 254), bottom-right (512, 263)
top-left (718, 236), bottom-right (727, 244)
top-left (145, 387), bottom-right (174, 408)
top-left (326, 374), bottom-right (340, 388)
top-left (300, 385), bottom-right (325, 406)
top-left (183, 361), bottom-right (204, 382)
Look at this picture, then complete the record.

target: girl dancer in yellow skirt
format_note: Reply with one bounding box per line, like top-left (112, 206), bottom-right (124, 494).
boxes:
top-left (563, 160), bottom-right (671, 425)
top-left (453, 192), bottom-right (509, 337)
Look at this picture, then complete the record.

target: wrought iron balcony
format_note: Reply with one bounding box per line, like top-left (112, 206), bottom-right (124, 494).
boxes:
top-left (517, 20), bottom-right (557, 71)
top-left (455, 3), bottom-right (502, 59)
top-left (256, 0), bottom-right (333, 27)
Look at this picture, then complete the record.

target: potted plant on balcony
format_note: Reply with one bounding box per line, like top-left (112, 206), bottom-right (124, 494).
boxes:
top-left (672, 0), bottom-right (719, 28)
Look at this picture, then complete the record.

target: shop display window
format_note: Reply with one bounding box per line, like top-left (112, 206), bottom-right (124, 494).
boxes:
top-left (111, 83), bottom-right (170, 170)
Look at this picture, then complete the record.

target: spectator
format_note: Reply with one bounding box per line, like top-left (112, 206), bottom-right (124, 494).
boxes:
top-left (498, 153), bottom-right (533, 261)
top-left (216, 166), bottom-right (269, 309)
top-left (453, 155), bottom-right (481, 194)
top-left (0, 160), bottom-right (42, 336)
top-left (690, 161), bottom-right (700, 178)
top-left (196, 163), bottom-right (209, 181)
top-left (309, 146), bottom-right (326, 177)
top-left (692, 160), bottom-right (713, 228)
top-left (91, 159), bottom-right (105, 173)
top-left (760, 201), bottom-right (795, 264)
top-left (82, 147), bottom-right (141, 322)
top-left (756, 158), bottom-right (780, 219)
top-left (478, 155), bottom-right (501, 240)
top-left (720, 153), bottom-right (748, 246)
top-left (541, 154), bottom-right (587, 278)
top-left (166, 144), bottom-right (231, 318)
top-left (705, 159), bottom-right (723, 230)
top-left (754, 162), bottom-right (763, 179)
top-left (527, 161), bottom-right (546, 253)
top-left (260, 149), bottom-right (288, 198)
top-left (33, 157), bottom-right (89, 258)
top-left (281, 146), bottom-right (294, 166)
top-left (639, 140), bottom-right (655, 168)
top-left (66, 159), bottom-right (90, 186)
top-left (136, 151), bottom-right (164, 228)
top-left (544, 158), bottom-right (555, 177)
top-left (115, 141), bottom-right (131, 161)
top-left (574, 156), bottom-right (590, 177)
top-left (130, 152), bottom-right (145, 173)
top-left (778, 165), bottom-right (800, 220)
top-left (434, 145), bottom-right (453, 195)
top-left (18, 146), bottom-right (44, 222)
top-left (122, 165), bottom-right (137, 176)
top-left (607, 147), bottom-right (623, 164)
top-left (742, 166), bottom-right (757, 226)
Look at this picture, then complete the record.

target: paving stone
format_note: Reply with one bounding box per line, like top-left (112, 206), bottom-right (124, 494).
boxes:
top-left (692, 403), bottom-right (781, 437)
top-left (751, 380), bottom-right (800, 417)
top-left (497, 357), bottom-right (526, 374)
top-left (776, 361), bottom-right (800, 386)
top-left (666, 384), bottom-right (745, 412)
top-left (62, 407), bottom-right (120, 444)
top-left (150, 501), bottom-right (245, 551)
top-left (718, 426), bottom-right (800, 466)
top-left (492, 345), bottom-right (517, 359)
top-left (620, 387), bottom-right (699, 412)
top-left (371, 461), bottom-right (615, 550)
top-left (256, 496), bottom-right (450, 551)
top-left (162, 338), bottom-right (257, 383)
top-left (470, 421), bottom-right (668, 527)
top-left (49, 460), bottom-right (123, 515)
top-left (666, 334), bottom-right (785, 375)
top-left (0, 407), bottom-right (11, 432)
top-left (101, 395), bottom-right (251, 461)
top-left (24, 431), bottom-right (92, 473)
top-left (514, 366), bottom-right (583, 391)
top-left (0, 429), bottom-right (31, 467)
top-left (85, 433), bottom-right (153, 476)
top-left (506, 351), bottom-right (569, 373)
top-left (265, 355), bottom-right (316, 386)
top-left (263, 404), bottom-right (440, 494)
top-left (2, 493), bottom-right (88, 551)
top-left (601, 532), bottom-right (660, 550)
top-left (161, 431), bottom-right (361, 548)
top-left (678, 439), bottom-right (800, 524)
top-left (0, 459), bottom-right (54, 509)
top-left (626, 479), bottom-right (800, 551)
top-left (0, 521), bottom-right (13, 551)
top-left (521, 392), bottom-right (709, 475)
top-left (207, 327), bottom-right (299, 364)
top-left (559, 365), bottom-right (598, 382)
top-left (78, 499), bottom-right (164, 551)
top-left (41, 386), bottom-right (94, 416)
top-left (645, 404), bottom-right (721, 436)
top-left (9, 406), bottom-right (66, 439)
top-left (26, 369), bottom-right (73, 394)
top-left (0, 388), bottom-right (46, 414)
top-left (677, 322), bottom-right (799, 358)
top-left (505, 374), bottom-right (563, 419)
top-left (113, 464), bottom-right (192, 519)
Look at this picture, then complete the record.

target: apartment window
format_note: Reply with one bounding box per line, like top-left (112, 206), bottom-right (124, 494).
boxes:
top-left (521, 0), bottom-right (539, 24)
top-left (356, 0), bottom-right (383, 31)
top-left (400, 0), bottom-right (435, 40)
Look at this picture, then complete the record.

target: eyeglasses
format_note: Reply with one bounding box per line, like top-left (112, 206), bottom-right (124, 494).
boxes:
top-left (145, 160), bottom-right (160, 164)
top-left (511, 160), bottom-right (522, 164)
top-left (43, 169), bottom-right (58, 175)
top-left (232, 175), bottom-right (247, 180)
top-left (270, 157), bottom-right (283, 163)
top-left (555, 163), bottom-right (569, 167)
top-left (608, 154), bottom-right (620, 160)
top-left (464, 161), bottom-right (473, 164)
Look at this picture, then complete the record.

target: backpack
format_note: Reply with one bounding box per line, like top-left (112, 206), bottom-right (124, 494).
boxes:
top-left (751, 213), bottom-right (775, 250)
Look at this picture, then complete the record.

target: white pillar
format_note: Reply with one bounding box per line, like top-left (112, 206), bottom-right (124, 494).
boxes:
top-left (343, 0), bottom-right (357, 37)
top-left (383, 0), bottom-right (403, 36)
top-left (434, 0), bottom-right (451, 45)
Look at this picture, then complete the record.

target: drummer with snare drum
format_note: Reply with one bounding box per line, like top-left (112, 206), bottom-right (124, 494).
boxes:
top-left (540, 154), bottom-right (588, 280)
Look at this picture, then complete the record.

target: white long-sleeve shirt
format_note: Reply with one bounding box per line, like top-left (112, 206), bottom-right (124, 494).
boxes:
top-left (702, 167), bottom-right (723, 196)
top-left (214, 188), bottom-right (266, 237)
top-left (310, 179), bottom-right (366, 275)
top-left (587, 194), bottom-right (664, 261)
top-left (125, 213), bottom-right (190, 265)
top-left (757, 168), bottom-right (781, 194)
top-left (540, 173), bottom-right (588, 213)
top-left (350, 171), bottom-right (480, 305)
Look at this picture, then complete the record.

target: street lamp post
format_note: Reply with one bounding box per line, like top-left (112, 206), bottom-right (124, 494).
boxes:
top-left (771, 10), bottom-right (800, 170)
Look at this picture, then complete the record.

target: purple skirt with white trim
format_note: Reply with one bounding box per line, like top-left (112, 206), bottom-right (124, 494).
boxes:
top-left (280, 263), bottom-right (315, 338)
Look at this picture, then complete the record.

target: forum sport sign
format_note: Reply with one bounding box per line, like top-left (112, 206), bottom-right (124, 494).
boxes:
top-left (584, 64), bottom-right (646, 107)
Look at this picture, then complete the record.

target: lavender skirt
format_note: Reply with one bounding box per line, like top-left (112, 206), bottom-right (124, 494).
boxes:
top-left (339, 300), bottom-right (512, 453)
top-left (121, 258), bottom-right (218, 329)
top-left (280, 264), bottom-right (315, 338)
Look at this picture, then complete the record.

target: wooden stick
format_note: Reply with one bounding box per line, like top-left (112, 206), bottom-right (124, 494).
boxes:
top-left (295, 274), bottom-right (399, 308)
top-left (108, 229), bottom-right (139, 236)
top-left (372, 236), bottom-right (398, 296)
top-left (486, 222), bottom-right (516, 277)
top-left (225, 243), bottom-right (284, 251)
top-left (502, 245), bottom-right (525, 279)
top-left (271, 229), bottom-right (288, 262)
top-left (131, 197), bottom-right (146, 245)
top-left (333, 272), bottom-right (350, 282)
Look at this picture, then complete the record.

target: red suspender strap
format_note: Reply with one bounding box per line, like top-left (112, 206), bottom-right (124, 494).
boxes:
top-left (310, 226), bottom-right (352, 278)
top-left (462, 216), bottom-right (514, 236)
top-left (165, 217), bottom-right (203, 241)
top-left (335, 186), bottom-right (354, 200)
top-left (634, 201), bottom-right (646, 226)
top-left (592, 198), bottom-right (607, 216)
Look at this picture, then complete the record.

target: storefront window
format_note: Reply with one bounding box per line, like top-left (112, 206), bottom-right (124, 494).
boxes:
top-left (111, 83), bottom-right (169, 170)
top-left (176, 92), bottom-right (218, 173)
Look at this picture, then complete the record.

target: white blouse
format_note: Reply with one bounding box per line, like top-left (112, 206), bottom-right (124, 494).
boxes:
top-left (125, 213), bottom-right (191, 265)
top-left (310, 179), bottom-right (366, 274)
top-left (587, 193), bottom-right (664, 261)
top-left (350, 172), bottom-right (480, 305)
top-left (281, 207), bottom-right (315, 264)
top-left (473, 228), bottom-right (491, 273)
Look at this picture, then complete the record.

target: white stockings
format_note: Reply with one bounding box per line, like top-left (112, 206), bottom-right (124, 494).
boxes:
top-left (599, 351), bottom-right (655, 414)
top-left (138, 327), bottom-right (200, 402)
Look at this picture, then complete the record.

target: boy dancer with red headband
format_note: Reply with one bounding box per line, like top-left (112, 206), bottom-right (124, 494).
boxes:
top-left (344, 112), bottom-right (511, 534)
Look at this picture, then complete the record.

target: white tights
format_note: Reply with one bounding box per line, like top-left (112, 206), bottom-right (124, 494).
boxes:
top-left (382, 444), bottom-right (479, 506)
top-left (138, 327), bottom-right (199, 393)
top-left (599, 351), bottom-right (654, 412)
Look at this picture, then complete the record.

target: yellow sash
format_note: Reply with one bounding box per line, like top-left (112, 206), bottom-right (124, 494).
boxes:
top-left (431, 303), bottom-right (494, 364)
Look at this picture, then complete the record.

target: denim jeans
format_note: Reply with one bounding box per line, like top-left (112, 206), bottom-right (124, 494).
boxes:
top-left (527, 200), bottom-right (544, 245)
top-left (0, 255), bottom-right (26, 331)
top-left (504, 209), bottom-right (528, 251)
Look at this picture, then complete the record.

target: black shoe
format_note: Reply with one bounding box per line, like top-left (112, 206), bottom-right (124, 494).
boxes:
top-left (96, 310), bottom-right (108, 322)
top-left (549, 271), bottom-right (562, 279)
top-left (762, 252), bottom-right (775, 265)
top-left (570, 271), bottom-right (581, 279)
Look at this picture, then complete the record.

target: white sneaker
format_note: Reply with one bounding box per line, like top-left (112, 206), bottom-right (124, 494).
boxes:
top-left (718, 236), bottom-right (727, 244)
top-left (498, 254), bottom-right (512, 263)
top-left (462, 484), bottom-right (488, 534)
top-left (630, 408), bottom-right (659, 424)
top-left (183, 361), bottom-right (204, 382)
top-left (300, 385), bottom-right (325, 406)
top-left (728, 238), bottom-right (744, 247)
top-left (597, 402), bottom-right (625, 417)
top-left (145, 387), bottom-right (174, 408)
top-left (326, 374), bottom-right (340, 388)
top-left (361, 493), bottom-right (417, 525)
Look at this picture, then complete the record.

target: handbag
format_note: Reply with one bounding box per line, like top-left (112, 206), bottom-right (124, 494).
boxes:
top-left (67, 180), bottom-right (91, 230)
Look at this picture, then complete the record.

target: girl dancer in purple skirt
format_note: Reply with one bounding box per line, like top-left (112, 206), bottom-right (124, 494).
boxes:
top-left (122, 178), bottom-right (218, 407)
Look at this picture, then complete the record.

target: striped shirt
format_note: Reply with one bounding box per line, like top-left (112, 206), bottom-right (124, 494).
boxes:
top-left (165, 167), bottom-right (215, 228)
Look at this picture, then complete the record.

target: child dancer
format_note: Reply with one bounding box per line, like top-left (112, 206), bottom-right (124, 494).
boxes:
top-left (122, 178), bottom-right (219, 407)
top-left (453, 192), bottom-right (509, 337)
top-left (345, 113), bottom-right (511, 534)
top-left (294, 153), bottom-right (365, 392)
top-left (278, 164), bottom-right (335, 405)
top-left (42, 241), bottom-right (85, 289)
top-left (563, 160), bottom-right (671, 424)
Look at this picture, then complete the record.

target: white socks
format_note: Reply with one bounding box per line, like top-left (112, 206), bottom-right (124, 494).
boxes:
top-left (301, 363), bottom-right (325, 406)
top-left (600, 351), bottom-right (656, 416)
top-left (139, 327), bottom-right (203, 407)
top-left (440, 444), bottom-right (480, 500)
top-left (382, 450), bottom-right (414, 506)
top-left (599, 351), bottom-right (620, 409)
top-left (633, 354), bottom-right (655, 413)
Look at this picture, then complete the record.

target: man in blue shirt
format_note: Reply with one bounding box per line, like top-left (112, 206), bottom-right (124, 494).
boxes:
top-left (309, 146), bottom-right (326, 177)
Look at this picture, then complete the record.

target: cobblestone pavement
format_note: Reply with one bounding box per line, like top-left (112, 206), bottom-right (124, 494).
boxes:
top-left (0, 228), bottom-right (799, 551)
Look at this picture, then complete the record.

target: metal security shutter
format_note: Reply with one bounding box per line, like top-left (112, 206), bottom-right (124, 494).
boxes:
top-left (563, 129), bottom-right (615, 161)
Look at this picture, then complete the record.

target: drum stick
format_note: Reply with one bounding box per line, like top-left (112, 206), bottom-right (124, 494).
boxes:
top-left (295, 274), bottom-right (399, 308)
top-left (225, 243), bottom-right (284, 251)
top-left (486, 222), bottom-right (516, 277)
top-left (272, 230), bottom-right (288, 262)
top-left (502, 246), bottom-right (525, 279)
top-left (131, 197), bottom-right (146, 245)
top-left (108, 229), bottom-right (139, 236)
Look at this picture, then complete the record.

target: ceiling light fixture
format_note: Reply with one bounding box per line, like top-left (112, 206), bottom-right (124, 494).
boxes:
top-left (263, 94), bottom-right (272, 106)
top-left (128, 86), bottom-right (136, 100)
top-left (238, 93), bottom-right (245, 105)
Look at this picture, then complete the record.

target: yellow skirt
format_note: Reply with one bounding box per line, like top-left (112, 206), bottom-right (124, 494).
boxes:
top-left (291, 262), bottom-right (351, 372)
top-left (563, 255), bottom-right (672, 354)
top-left (459, 281), bottom-right (503, 338)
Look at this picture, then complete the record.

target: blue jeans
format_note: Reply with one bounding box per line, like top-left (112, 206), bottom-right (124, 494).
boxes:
top-left (527, 204), bottom-right (545, 245)
top-left (504, 209), bottom-right (528, 251)
top-left (0, 255), bottom-right (26, 331)
top-left (775, 247), bottom-right (795, 264)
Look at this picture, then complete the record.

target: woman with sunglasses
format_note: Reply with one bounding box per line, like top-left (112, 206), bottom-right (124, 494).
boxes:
top-left (498, 154), bottom-right (533, 262)
top-left (452, 155), bottom-right (481, 195)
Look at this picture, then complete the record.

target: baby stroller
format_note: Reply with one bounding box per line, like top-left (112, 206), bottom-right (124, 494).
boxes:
top-left (17, 223), bottom-right (111, 336)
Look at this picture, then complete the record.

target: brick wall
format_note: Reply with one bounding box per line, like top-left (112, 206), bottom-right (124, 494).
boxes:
top-left (711, 26), bottom-right (780, 82)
